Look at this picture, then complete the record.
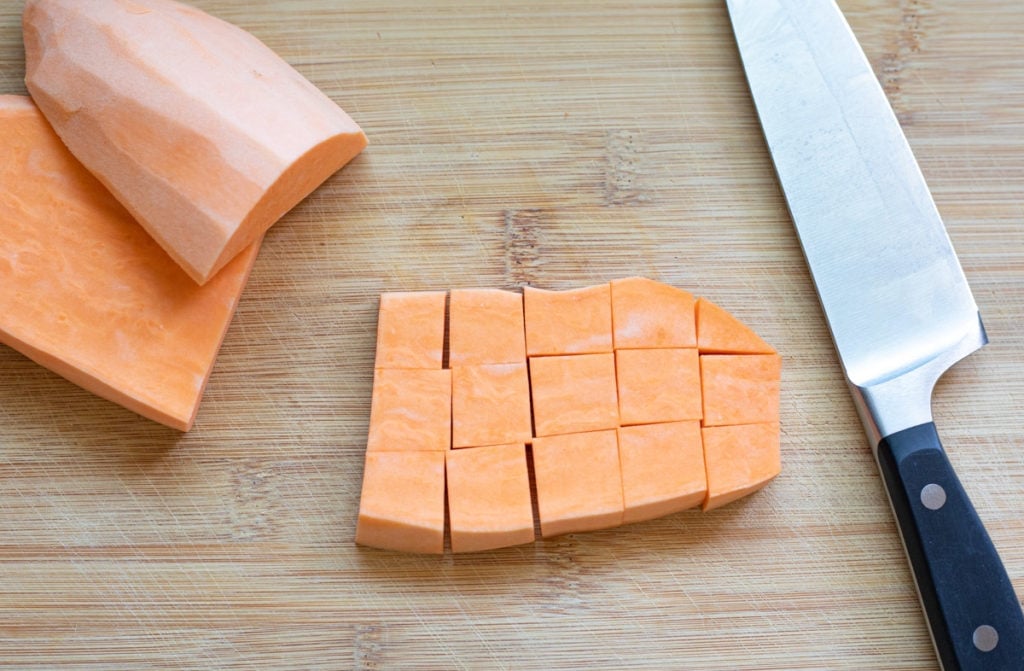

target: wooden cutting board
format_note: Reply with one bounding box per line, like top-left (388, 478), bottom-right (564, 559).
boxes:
top-left (1, 1), bottom-right (1022, 668)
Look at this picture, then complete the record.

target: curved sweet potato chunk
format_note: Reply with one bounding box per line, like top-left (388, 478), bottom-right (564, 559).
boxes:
top-left (23, 0), bottom-right (367, 284)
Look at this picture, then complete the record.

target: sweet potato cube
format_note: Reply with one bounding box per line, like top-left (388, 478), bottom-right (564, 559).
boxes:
top-left (366, 368), bottom-right (451, 451)
top-left (523, 284), bottom-right (612, 355)
top-left (618, 421), bottom-right (706, 524)
top-left (355, 451), bottom-right (446, 554)
top-left (700, 354), bottom-right (781, 427)
top-left (451, 363), bottom-right (533, 448)
top-left (702, 422), bottom-right (781, 511)
top-left (611, 277), bottom-right (696, 349)
top-left (531, 430), bottom-right (624, 538)
top-left (696, 298), bottom-right (775, 354)
top-left (616, 348), bottom-right (701, 425)
top-left (446, 444), bottom-right (535, 553)
top-left (529, 353), bottom-right (619, 436)
top-left (374, 291), bottom-right (447, 369)
top-left (449, 289), bottom-right (526, 365)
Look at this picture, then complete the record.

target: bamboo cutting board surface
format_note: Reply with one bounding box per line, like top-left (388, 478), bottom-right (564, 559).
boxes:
top-left (1, 1), bottom-right (1023, 668)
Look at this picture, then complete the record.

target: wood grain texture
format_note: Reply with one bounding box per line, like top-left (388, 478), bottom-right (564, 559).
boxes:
top-left (1, 0), bottom-right (1022, 668)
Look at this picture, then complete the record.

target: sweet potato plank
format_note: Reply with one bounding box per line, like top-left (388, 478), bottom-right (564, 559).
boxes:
top-left (0, 95), bottom-right (258, 431)
top-left (23, 0), bottom-right (367, 284)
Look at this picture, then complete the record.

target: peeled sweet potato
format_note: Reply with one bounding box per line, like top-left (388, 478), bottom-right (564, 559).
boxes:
top-left (23, 0), bottom-right (367, 284)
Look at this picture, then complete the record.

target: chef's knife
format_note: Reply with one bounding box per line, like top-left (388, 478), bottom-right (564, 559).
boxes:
top-left (725, 0), bottom-right (1024, 668)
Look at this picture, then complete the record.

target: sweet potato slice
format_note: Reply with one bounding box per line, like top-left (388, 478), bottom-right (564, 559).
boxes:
top-left (611, 277), bottom-right (696, 349)
top-left (523, 284), bottom-right (613, 355)
top-left (618, 421), bottom-right (706, 524)
top-left (451, 362), bottom-right (532, 449)
top-left (700, 354), bottom-right (782, 427)
top-left (449, 289), bottom-right (526, 365)
top-left (0, 95), bottom-right (258, 431)
top-left (355, 451), bottom-right (446, 554)
top-left (615, 348), bottom-right (701, 425)
top-left (528, 352), bottom-right (619, 437)
top-left (701, 422), bottom-right (781, 511)
top-left (366, 368), bottom-right (451, 452)
top-left (696, 298), bottom-right (775, 354)
top-left (446, 443), bottom-right (535, 553)
top-left (23, 0), bottom-right (367, 284)
top-left (374, 291), bottom-right (447, 370)
top-left (531, 429), bottom-right (624, 538)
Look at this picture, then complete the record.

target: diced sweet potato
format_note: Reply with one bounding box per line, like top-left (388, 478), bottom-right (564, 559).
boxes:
top-left (375, 291), bottom-right (447, 370)
top-left (451, 362), bottom-right (533, 448)
top-left (523, 284), bottom-right (613, 355)
top-left (449, 288), bottom-right (526, 365)
top-left (611, 277), bottom-right (696, 349)
top-left (366, 368), bottom-right (451, 451)
top-left (23, 0), bottom-right (367, 284)
top-left (700, 354), bottom-right (781, 427)
top-left (618, 421), bottom-right (706, 524)
top-left (446, 444), bottom-right (535, 553)
top-left (616, 348), bottom-right (701, 425)
top-left (702, 422), bottom-right (781, 511)
top-left (696, 298), bottom-right (775, 354)
top-left (529, 352), bottom-right (619, 437)
top-left (355, 451), bottom-right (446, 554)
top-left (531, 429), bottom-right (624, 538)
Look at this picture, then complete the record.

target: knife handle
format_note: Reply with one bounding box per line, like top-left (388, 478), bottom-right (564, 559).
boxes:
top-left (877, 422), bottom-right (1024, 670)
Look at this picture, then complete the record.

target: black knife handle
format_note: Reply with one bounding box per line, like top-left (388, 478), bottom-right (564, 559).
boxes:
top-left (877, 422), bottom-right (1024, 670)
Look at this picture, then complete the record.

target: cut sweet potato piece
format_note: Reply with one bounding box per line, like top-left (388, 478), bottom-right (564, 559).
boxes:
top-left (0, 95), bottom-right (258, 431)
top-left (523, 284), bottom-right (612, 355)
top-left (446, 444), bottom-right (535, 553)
top-left (616, 348), bottom-right (701, 425)
top-left (529, 352), bottom-right (619, 437)
top-left (355, 451), bottom-right (446, 554)
top-left (700, 354), bottom-right (781, 427)
top-left (23, 0), bottom-right (367, 284)
top-left (531, 430), bottom-right (623, 538)
top-left (702, 422), bottom-right (781, 511)
top-left (618, 421), bottom-right (706, 524)
top-left (611, 277), bottom-right (696, 349)
top-left (366, 368), bottom-right (451, 451)
top-left (451, 362), bottom-right (532, 449)
top-left (375, 292), bottom-right (447, 370)
top-left (696, 298), bottom-right (775, 354)
top-left (449, 289), bottom-right (526, 365)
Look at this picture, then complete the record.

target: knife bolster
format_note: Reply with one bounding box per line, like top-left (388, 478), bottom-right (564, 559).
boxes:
top-left (852, 312), bottom-right (986, 450)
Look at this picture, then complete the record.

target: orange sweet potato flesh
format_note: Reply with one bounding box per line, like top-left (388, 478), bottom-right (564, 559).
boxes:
top-left (702, 422), bottom-right (781, 511)
top-left (375, 292), bottom-right (447, 370)
top-left (446, 444), bottom-right (535, 553)
top-left (366, 368), bottom-right (451, 452)
top-left (523, 284), bottom-right (613, 355)
top-left (618, 421), bottom-right (706, 524)
top-left (696, 298), bottom-right (775, 354)
top-left (357, 279), bottom-right (783, 552)
top-left (23, 0), bottom-right (367, 284)
top-left (451, 363), bottom-right (532, 449)
top-left (356, 451), bottom-right (446, 554)
top-left (449, 289), bottom-right (526, 366)
top-left (0, 95), bottom-right (259, 431)
top-left (531, 429), bottom-right (624, 538)
top-left (611, 277), bottom-right (696, 349)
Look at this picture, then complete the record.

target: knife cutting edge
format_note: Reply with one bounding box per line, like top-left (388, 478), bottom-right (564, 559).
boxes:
top-left (725, 0), bottom-right (1024, 669)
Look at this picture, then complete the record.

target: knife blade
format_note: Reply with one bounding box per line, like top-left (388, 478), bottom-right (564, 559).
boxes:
top-left (725, 0), bottom-right (1024, 668)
